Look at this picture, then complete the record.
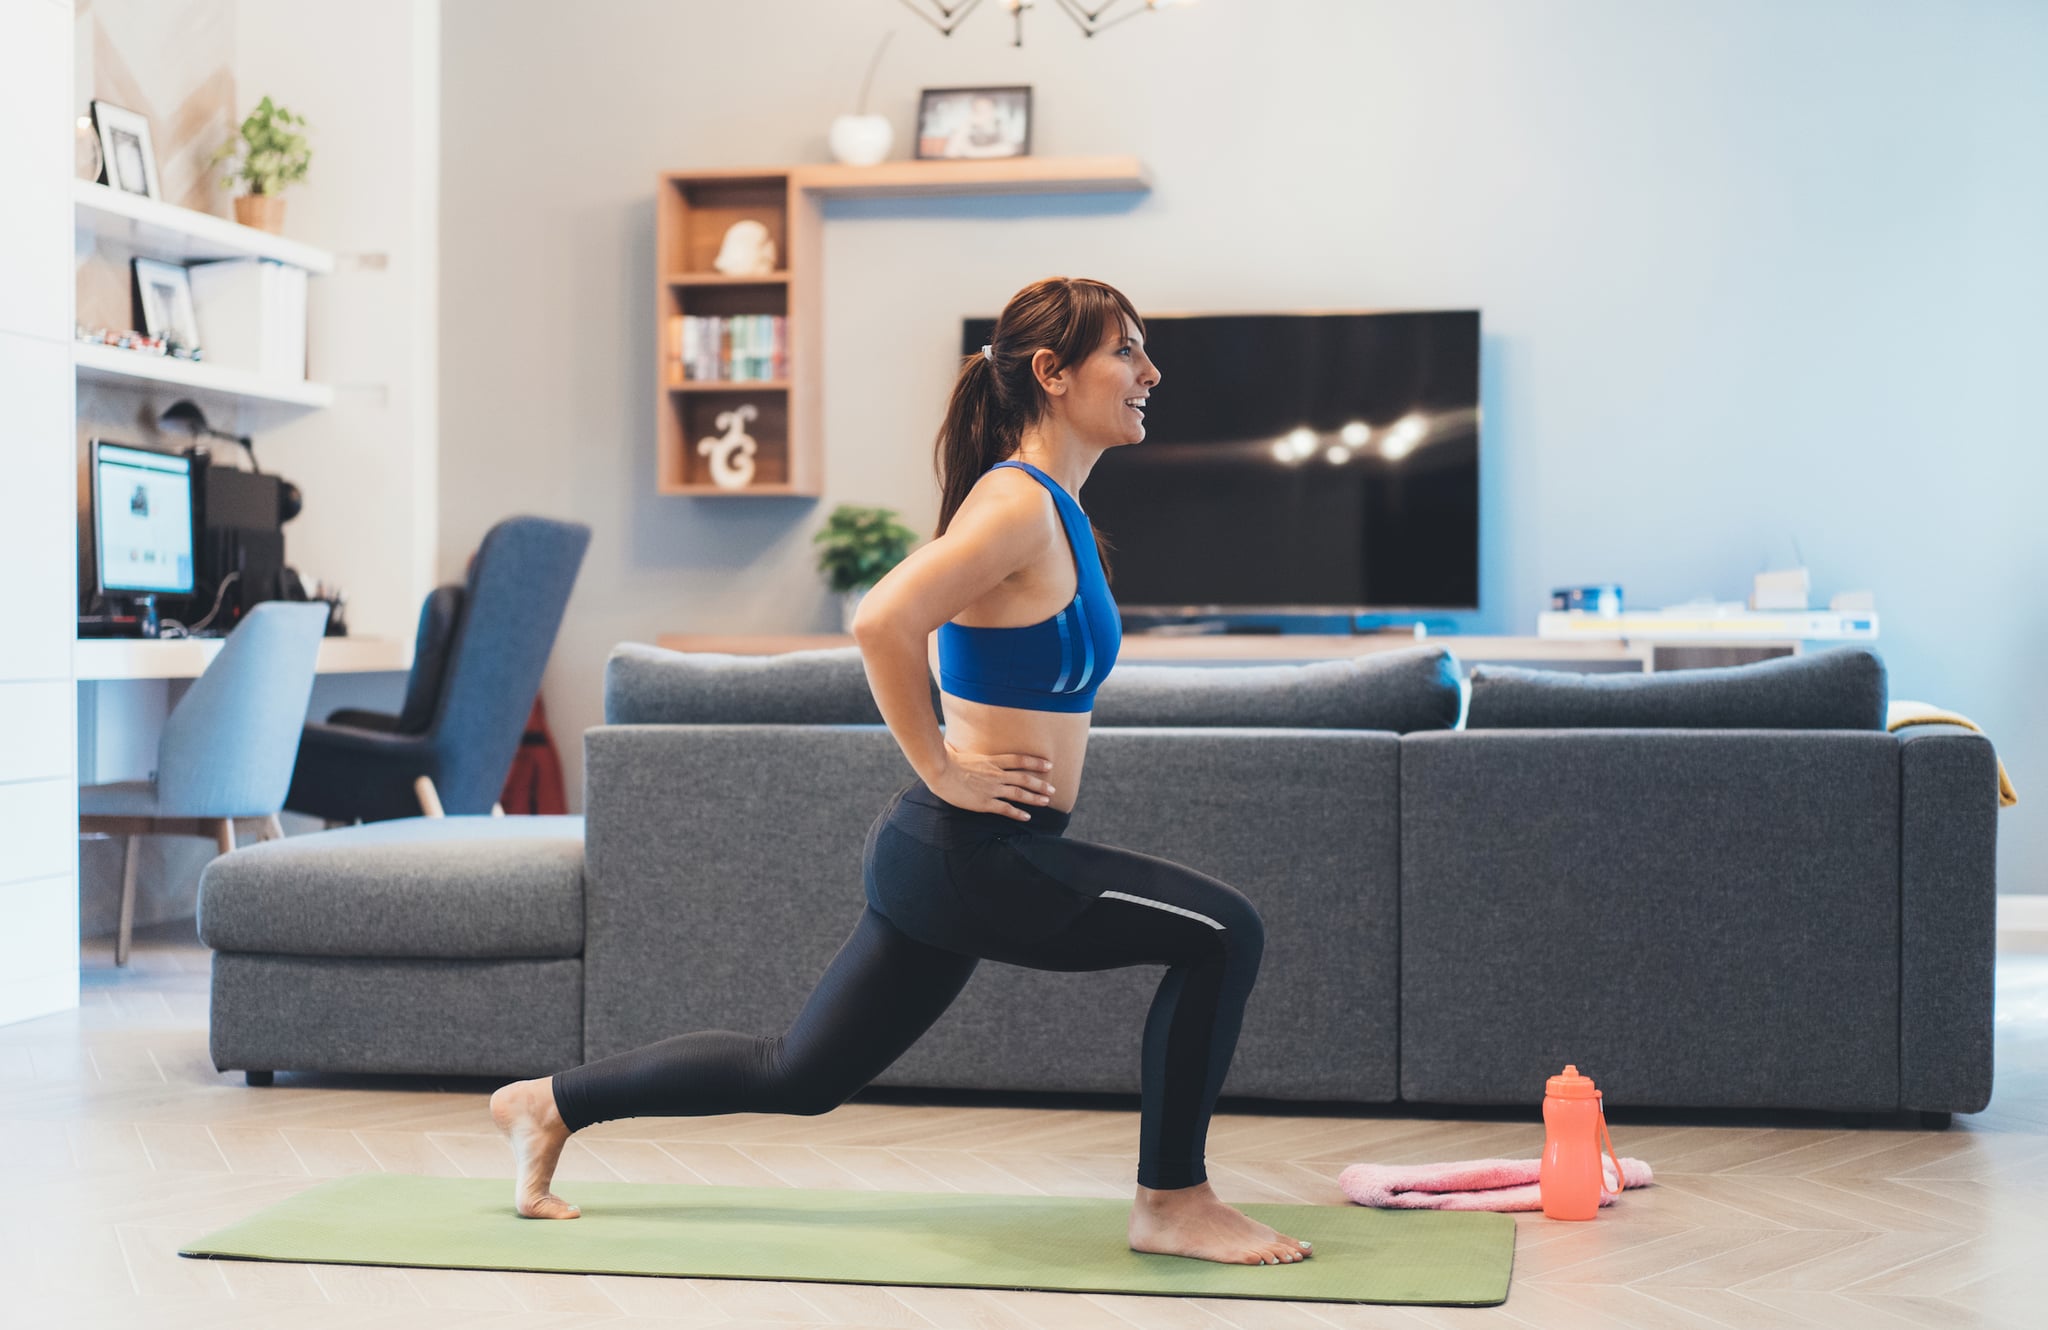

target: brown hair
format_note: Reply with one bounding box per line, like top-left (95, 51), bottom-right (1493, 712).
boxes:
top-left (932, 276), bottom-right (1144, 571)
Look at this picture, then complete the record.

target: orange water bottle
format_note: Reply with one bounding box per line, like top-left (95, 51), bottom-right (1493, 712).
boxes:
top-left (1540, 1064), bottom-right (1624, 1221)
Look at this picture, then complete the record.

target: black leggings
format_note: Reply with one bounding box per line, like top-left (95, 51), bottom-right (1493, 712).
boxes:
top-left (551, 781), bottom-right (1264, 1189)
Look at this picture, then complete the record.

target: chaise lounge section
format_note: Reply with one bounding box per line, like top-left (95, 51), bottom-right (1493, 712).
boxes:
top-left (199, 815), bottom-right (586, 1083)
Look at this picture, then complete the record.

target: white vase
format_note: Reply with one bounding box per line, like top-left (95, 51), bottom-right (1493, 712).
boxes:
top-left (829, 114), bottom-right (893, 167)
top-left (839, 587), bottom-right (868, 633)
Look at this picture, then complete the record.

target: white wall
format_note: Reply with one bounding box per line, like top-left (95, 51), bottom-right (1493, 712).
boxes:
top-left (0, 0), bottom-right (80, 1024)
top-left (440, 0), bottom-right (2048, 891)
top-left (236, 0), bottom-right (440, 644)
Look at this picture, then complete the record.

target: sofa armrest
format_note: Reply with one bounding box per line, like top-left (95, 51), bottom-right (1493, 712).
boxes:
top-left (1897, 725), bottom-right (1999, 1113)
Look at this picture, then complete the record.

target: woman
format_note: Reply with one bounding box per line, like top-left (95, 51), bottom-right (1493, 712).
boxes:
top-left (492, 277), bottom-right (1310, 1267)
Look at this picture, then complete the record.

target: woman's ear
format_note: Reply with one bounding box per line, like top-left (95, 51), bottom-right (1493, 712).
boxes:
top-left (1031, 347), bottom-right (1065, 396)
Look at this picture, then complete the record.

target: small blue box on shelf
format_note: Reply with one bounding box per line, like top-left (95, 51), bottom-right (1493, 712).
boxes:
top-left (1551, 584), bottom-right (1623, 616)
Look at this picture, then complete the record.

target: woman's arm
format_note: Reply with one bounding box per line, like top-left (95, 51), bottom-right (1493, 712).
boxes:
top-left (851, 475), bottom-right (1057, 818)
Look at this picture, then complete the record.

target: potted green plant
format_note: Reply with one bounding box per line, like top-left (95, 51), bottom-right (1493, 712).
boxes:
top-left (814, 504), bottom-right (919, 631)
top-left (213, 95), bottom-right (311, 234)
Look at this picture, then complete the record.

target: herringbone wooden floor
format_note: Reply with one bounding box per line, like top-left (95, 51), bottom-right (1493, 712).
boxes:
top-left (5, 927), bottom-right (2045, 1329)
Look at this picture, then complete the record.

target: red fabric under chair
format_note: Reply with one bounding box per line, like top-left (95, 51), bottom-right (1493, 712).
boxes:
top-left (499, 695), bottom-right (568, 815)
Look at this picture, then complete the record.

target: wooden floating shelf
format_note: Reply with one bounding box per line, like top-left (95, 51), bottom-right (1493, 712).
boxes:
top-left (658, 482), bottom-right (812, 498)
top-left (666, 271), bottom-right (790, 286)
top-left (790, 155), bottom-right (1150, 199)
top-left (74, 180), bottom-right (335, 273)
top-left (668, 379), bottom-right (791, 393)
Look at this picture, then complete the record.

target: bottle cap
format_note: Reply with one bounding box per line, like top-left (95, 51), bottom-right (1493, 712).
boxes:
top-left (1546, 1064), bottom-right (1602, 1099)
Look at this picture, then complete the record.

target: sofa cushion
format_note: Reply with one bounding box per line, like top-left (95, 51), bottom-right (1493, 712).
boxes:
top-left (606, 643), bottom-right (887, 725)
top-left (1089, 646), bottom-right (1461, 732)
top-left (1464, 646), bottom-right (1886, 730)
top-left (198, 815), bottom-right (585, 959)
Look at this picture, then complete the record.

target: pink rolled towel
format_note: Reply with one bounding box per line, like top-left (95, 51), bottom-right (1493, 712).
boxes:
top-left (1339, 1156), bottom-right (1654, 1212)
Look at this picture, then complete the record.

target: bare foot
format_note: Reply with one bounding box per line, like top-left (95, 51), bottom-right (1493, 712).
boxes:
top-left (489, 1077), bottom-right (580, 1219)
top-left (1128, 1181), bottom-right (1313, 1265)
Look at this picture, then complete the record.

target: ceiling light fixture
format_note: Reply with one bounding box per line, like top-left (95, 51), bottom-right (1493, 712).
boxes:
top-left (896, 0), bottom-right (1194, 48)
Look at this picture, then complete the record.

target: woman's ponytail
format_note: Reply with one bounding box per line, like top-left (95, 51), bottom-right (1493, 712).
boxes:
top-left (933, 346), bottom-right (1019, 538)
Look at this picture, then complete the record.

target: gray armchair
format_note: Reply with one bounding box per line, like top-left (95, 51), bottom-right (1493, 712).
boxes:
top-left (284, 514), bottom-right (590, 823)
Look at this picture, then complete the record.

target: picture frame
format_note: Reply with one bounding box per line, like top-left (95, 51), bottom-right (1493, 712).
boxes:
top-left (91, 100), bottom-right (162, 200)
top-left (915, 85), bottom-right (1032, 161)
top-left (132, 258), bottom-right (200, 350)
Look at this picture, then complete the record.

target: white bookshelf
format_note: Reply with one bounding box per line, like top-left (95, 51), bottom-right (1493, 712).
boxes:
top-left (73, 180), bottom-right (334, 273)
top-left (73, 341), bottom-right (334, 428)
top-left (74, 182), bottom-right (333, 425)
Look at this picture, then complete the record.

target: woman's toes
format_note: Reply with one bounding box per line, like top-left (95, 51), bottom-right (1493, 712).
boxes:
top-left (519, 1191), bottom-right (579, 1219)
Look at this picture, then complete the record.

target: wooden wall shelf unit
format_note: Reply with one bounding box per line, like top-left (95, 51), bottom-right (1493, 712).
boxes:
top-left (655, 156), bottom-right (1150, 498)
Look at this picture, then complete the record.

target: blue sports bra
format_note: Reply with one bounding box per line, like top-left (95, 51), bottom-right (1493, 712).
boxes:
top-left (937, 461), bottom-right (1122, 714)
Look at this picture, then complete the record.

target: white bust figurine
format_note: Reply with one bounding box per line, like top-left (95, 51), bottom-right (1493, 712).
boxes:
top-left (712, 219), bottom-right (777, 276)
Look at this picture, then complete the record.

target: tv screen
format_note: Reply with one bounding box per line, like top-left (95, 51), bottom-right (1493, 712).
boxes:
top-left (961, 310), bottom-right (1480, 613)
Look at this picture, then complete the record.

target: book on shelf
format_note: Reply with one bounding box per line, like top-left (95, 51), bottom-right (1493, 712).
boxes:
top-left (186, 258), bottom-right (308, 380)
top-left (671, 313), bottom-right (788, 383)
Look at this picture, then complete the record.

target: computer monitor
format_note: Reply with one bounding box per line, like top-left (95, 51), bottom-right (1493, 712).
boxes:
top-left (90, 440), bottom-right (195, 598)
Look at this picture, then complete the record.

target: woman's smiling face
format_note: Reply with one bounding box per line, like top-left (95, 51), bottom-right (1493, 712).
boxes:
top-left (1060, 316), bottom-right (1160, 449)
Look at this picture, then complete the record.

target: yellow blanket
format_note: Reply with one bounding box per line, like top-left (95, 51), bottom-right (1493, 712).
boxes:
top-left (1887, 701), bottom-right (2018, 808)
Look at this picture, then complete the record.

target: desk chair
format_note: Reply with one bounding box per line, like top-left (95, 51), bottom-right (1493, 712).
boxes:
top-left (78, 601), bottom-right (332, 965)
top-left (284, 514), bottom-right (591, 823)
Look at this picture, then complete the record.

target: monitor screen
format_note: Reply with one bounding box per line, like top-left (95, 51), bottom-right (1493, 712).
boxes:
top-left (92, 441), bottom-right (195, 596)
top-left (960, 310), bottom-right (1480, 613)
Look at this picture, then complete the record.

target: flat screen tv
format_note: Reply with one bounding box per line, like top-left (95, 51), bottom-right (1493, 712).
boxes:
top-left (961, 310), bottom-right (1480, 615)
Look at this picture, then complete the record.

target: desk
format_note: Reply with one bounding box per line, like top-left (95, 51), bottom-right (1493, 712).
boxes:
top-left (656, 633), bottom-right (1655, 670)
top-left (76, 635), bottom-right (411, 680)
top-left (77, 636), bottom-right (410, 786)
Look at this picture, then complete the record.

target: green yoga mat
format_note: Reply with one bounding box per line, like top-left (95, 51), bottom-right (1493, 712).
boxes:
top-left (180, 1175), bottom-right (1514, 1305)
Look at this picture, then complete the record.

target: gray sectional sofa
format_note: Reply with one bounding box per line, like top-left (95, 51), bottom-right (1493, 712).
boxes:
top-left (201, 642), bottom-right (1999, 1123)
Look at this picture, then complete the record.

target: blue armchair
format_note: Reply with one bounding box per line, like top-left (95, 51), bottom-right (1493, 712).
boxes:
top-left (284, 514), bottom-right (591, 823)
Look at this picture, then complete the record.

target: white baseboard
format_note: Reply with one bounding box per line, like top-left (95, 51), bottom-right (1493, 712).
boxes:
top-left (1997, 895), bottom-right (2048, 934)
top-left (0, 967), bottom-right (79, 1028)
